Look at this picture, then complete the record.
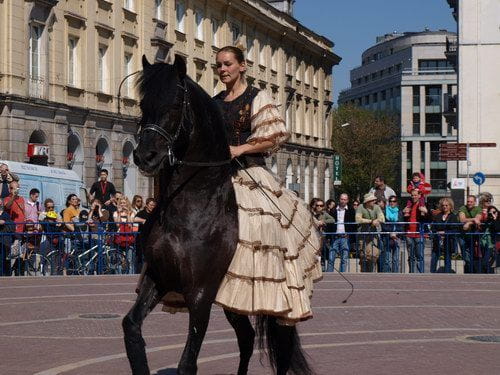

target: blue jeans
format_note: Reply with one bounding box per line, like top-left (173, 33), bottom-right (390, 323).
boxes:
top-left (381, 236), bottom-right (400, 272)
top-left (430, 236), bottom-right (452, 273)
top-left (406, 237), bottom-right (424, 273)
top-left (327, 236), bottom-right (349, 272)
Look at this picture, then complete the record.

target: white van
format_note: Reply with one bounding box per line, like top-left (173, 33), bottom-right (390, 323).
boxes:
top-left (0, 160), bottom-right (88, 213)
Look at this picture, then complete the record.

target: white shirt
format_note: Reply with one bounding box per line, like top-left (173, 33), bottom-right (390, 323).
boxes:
top-left (336, 205), bottom-right (346, 234)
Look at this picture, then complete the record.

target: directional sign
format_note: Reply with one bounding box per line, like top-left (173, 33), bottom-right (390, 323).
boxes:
top-left (439, 143), bottom-right (467, 161)
top-left (473, 172), bottom-right (486, 186)
top-left (333, 155), bottom-right (342, 185)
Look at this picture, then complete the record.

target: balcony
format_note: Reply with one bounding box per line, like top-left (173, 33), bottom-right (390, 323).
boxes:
top-left (443, 93), bottom-right (457, 128)
top-left (445, 37), bottom-right (458, 68)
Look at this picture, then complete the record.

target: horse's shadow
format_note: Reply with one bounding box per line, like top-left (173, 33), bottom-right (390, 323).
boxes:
top-left (155, 370), bottom-right (232, 375)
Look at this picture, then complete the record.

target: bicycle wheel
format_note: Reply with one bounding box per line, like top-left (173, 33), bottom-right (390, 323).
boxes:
top-left (103, 250), bottom-right (129, 274)
top-left (26, 253), bottom-right (52, 276)
top-left (46, 250), bottom-right (63, 275)
top-left (65, 254), bottom-right (82, 275)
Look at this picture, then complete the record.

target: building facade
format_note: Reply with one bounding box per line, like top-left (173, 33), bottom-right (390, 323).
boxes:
top-left (338, 30), bottom-right (458, 202)
top-left (0, 0), bottom-right (340, 202)
top-left (446, 0), bottom-right (500, 201)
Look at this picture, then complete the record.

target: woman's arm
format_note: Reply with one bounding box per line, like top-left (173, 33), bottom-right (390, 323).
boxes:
top-left (230, 141), bottom-right (274, 159)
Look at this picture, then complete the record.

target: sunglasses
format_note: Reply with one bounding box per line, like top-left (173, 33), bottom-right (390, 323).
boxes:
top-left (46, 206), bottom-right (55, 209)
top-left (389, 200), bottom-right (397, 203)
top-left (315, 204), bottom-right (324, 208)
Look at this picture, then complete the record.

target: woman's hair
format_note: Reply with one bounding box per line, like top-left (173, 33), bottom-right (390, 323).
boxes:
top-left (217, 45), bottom-right (245, 64)
top-left (66, 194), bottom-right (77, 207)
top-left (325, 199), bottom-right (335, 210)
top-left (118, 197), bottom-right (133, 213)
top-left (309, 197), bottom-right (320, 210)
top-left (132, 195), bottom-right (143, 208)
top-left (438, 197), bottom-right (455, 212)
top-left (478, 192), bottom-right (493, 206)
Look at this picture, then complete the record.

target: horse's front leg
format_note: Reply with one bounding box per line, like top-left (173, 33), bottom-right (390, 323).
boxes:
top-left (122, 275), bottom-right (160, 375)
top-left (177, 292), bottom-right (213, 375)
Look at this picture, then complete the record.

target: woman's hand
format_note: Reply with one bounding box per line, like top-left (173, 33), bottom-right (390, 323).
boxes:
top-left (229, 145), bottom-right (245, 159)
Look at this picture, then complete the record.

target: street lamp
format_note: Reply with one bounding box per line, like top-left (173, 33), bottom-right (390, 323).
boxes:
top-left (117, 70), bottom-right (141, 116)
top-left (341, 122), bottom-right (350, 127)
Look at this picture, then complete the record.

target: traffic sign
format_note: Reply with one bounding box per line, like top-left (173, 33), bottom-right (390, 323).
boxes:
top-left (473, 172), bottom-right (486, 186)
top-left (451, 178), bottom-right (466, 189)
top-left (333, 155), bottom-right (342, 185)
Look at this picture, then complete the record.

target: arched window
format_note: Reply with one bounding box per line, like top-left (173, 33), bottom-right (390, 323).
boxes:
top-left (271, 157), bottom-right (278, 174)
top-left (96, 137), bottom-right (113, 179)
top-left (304, 163), bottom-right (310, 202)
top-left (67, 132), bottom-right (84, 180)
top-left (324, 163), bottom-right (331, 201)
top-left (285, 159), bottom-right (293, 189)
top-left (123, 141), bottom-right (136, 198)
top-left (313, 162), bottom-right (318, 198)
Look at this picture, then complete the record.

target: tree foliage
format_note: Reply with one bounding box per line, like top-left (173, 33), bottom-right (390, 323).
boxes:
top-left (331, 104), bottom-right (401, 200)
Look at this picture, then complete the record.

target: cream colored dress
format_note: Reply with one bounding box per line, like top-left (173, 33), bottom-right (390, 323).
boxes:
top-left (162, 89), bottom-right (323, 325)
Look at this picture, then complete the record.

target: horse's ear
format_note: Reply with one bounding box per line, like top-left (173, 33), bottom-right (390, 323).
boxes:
top-left (142, 55), bottom-right (151, 68)
top-left (174, 55), bottom-right (187, 79)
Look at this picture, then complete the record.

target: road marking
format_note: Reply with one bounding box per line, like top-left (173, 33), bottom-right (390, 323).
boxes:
top-left (0, 292), bottom-right (134, 301)
top-left (0, 282), bottom-right (136, 290)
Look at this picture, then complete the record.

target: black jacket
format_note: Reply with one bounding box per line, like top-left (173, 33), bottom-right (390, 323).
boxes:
top-left (327, 206), bottom-right (357, 235)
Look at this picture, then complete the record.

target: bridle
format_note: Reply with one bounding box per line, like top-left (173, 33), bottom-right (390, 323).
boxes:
top-left (138, 79), bottom-right (232, 168)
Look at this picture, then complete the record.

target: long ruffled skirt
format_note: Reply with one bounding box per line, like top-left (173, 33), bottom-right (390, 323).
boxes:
top-left (213, 166), bottom-right (323, 324)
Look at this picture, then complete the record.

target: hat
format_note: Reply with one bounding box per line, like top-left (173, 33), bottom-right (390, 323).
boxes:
top-left (46, 211), bottom-right (57, 219)
top-left (363, 193), bottom-right (377, 204)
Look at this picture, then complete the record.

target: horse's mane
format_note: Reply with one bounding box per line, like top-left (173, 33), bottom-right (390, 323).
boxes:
top-left (136, 62), bottom-right (229, 150)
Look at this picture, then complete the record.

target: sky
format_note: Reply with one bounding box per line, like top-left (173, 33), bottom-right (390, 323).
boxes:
top-left (293, 0), bottom-right (456, 103)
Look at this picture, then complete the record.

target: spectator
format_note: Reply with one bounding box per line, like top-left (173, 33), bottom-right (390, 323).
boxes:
top-left (0, 199), bottom-right (14, 276)
top-left (38, 199), bottom-right (62, 222)
top-left (63, 194), bottom-right (80, 233)
top-left (477, 192), bottom-right (494, 273)
top-left (106, 191), bottom-right (124, 230)
top-left (327, 193), bottom-right (356, 273)
top-left (430, 197), bottom-right (459, 273)
top-left (4, 180), bottom-right (25, 234)
top-left (134, 198), bottom-right (156, 271)
top-left (131, 195), bottom-right (144, 215)
top-left (355, 193), bottom-right (385, 272)
top-left (406, 172), bottom-right (431, 207)
top-left (88, 198), bottom-right (109, 234)
top-left (483, 206), bottom-right (500, 272)
top-left (403, 189), bottom-right (429, 273)
top-left (0, 163), bottom-right (19, 199)
top-left (458, 195), bottom-right (481, 273)
top-left (113, 197), bottom-right (136, 274)
top-left (325, 199), bottom-right (336, 215)
top-left (311, 198), bottom-right (335, 270)
top-left (24, 188), bottom-right (41, 224)
top-left (352, 200), bottom-right (360, 210)
top-left (89, 169), bottom-right (116, 210)
top-left (39, 210), bottom-right (63, 273)
top-left (381, 195), bottom-right (404, 273)
top-left (369, 176), bottom-right (396, 202)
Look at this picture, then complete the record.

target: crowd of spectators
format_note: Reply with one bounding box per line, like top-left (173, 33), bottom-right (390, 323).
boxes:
top-left (310, 174), bottom-right (500, 274)
top-left (0, 164), bottom-right (156, 276)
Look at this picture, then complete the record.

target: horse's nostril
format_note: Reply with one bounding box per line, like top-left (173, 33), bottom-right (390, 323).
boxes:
top-left (144, 151), bottom-right (157, 162)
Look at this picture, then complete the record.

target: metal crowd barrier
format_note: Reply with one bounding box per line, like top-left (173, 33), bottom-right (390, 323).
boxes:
top-left (0, 222), bottom-right (139, 277)
top-left (321, 222), bottom-right (499, 274)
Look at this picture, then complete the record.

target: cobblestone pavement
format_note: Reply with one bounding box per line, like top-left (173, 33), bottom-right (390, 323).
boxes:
top-left (1, 273), bottom-right (500, 375)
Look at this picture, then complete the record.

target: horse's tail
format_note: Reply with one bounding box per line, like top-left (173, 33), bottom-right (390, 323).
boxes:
top-left (256, 315), bottom-right (314, 375)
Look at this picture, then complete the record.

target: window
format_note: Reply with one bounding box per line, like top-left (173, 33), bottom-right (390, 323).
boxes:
top-left (124, 0), bottom-right (134, 11)
top-left (29, 24), bottom-right (42, 79)
top-left (406, 141), bottom-right (413, 174)
top-left (211, 18), bottom-right (219, 47)
top-left (98, 45), bottom-right (108, 92)
top-left (413, 113), bottom-right (420, 135)
top-left (418, 59), bottom-right (453, 73)
top-left (246, 36), bottom-right (254, 61)
top-left (231, 24), bottom-right (240, 45)
top-left (175, 1), bottom-right (185, 33)
top-left (195, 9), bottom-right (203, 40)
top-left (271, 47), bottom-right (277, 71)
top-left (259, 42), bottom-right (266, 66)
top-left (68, 37), bottom-right (78, 86)
top-left (413, 86), bottom-right (420, 112)
top-left (154, 0), bottom-right (164, 20)
top-left (430, 168), bottom-right (447, 190)
top-left (425, 85), bottom-right (442, 113)
top-left (425, 113), bottom-right (442, 135)
top-left (123, 53), bottom-right (132, 96)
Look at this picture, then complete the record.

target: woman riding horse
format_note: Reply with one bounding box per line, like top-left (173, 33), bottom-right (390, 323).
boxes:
top-left (125, 45), bottom-right (322, 375)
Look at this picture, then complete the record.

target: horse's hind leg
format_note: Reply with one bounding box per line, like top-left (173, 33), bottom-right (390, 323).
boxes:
top-left (122, 275), bottom-right (159, 375)
top-left (224, 309), bottom-right (255, 375)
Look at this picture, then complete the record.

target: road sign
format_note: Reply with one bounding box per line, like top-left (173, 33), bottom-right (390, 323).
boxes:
top-left (473, 172), bottom-right (486, 186)
top-left (451, 178), bottom-right (466, 189)
top-left (333, 155), bottom-right (342, 185)
top-left (439, 143), bottom-right (467, 161)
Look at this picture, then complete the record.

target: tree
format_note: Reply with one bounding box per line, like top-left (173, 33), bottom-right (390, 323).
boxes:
top-left (331, 104), bottom-right (401, 201)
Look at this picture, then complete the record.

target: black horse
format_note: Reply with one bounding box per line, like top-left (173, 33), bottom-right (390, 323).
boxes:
top-left (123, 52), bottom-right (313, 375)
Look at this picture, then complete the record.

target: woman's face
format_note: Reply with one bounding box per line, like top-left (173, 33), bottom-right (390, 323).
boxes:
top-left (441, 201), bottom-right (451, 213)
top-left (216, 51), bottom-right (245, 86)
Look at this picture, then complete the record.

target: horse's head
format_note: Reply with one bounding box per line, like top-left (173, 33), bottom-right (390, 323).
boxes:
top-left (134, 51), bottom-right (188, 175)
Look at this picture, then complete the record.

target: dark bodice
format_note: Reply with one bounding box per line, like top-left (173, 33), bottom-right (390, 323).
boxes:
top-left (214, 86), bottom-right (265, 168)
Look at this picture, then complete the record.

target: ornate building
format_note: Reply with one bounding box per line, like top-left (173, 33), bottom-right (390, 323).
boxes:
top-left (0, 0), bottom-right (340, 201)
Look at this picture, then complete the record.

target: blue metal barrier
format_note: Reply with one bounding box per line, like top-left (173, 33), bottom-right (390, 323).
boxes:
top-left (0, 222), bottom-right (139, 276)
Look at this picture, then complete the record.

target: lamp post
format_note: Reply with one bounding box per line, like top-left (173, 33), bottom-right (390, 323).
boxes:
top-left (117, 70), bottom-right (141, 116)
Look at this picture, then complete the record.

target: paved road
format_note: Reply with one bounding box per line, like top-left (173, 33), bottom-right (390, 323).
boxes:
top-left (1, 273), bottom-right (500, 375)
